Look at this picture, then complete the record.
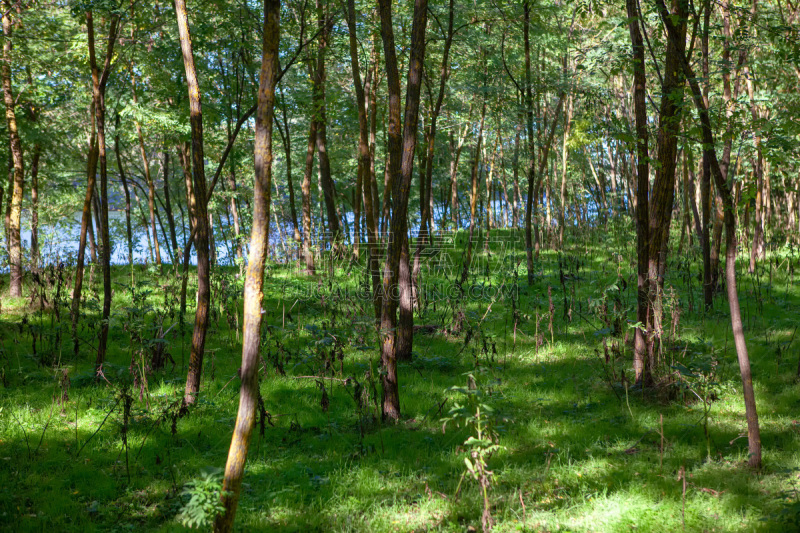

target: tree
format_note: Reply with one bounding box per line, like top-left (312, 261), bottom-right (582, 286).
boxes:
top-left (175, 0), bottom-right (212, 406)
top-left (377, 0), bottom-right (428, 419)
top-left (2, 4), bottom-right (25, 297)
top-left (215, 1), bottom-right (280, 529)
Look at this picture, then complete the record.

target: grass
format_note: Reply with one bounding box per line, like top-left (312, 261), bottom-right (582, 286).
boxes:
top-left (1, 227), bottom-right (799, 532)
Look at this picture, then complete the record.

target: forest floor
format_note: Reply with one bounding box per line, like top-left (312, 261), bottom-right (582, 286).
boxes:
top-left (1, 228), bottom-right (800, 532)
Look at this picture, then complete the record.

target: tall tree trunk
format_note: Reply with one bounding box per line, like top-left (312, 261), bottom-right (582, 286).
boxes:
top-left (29, 144), bottom-right (41, 270)
top-left (656, 0), bottom-right (761, 469)
top-left (175, 0), bottom-right (212, 406)
top-left (215, 2), bottom-right (279, 530)
top-left (462, 97), bottom-right (486, 285)
top-left (627, 0), bottom-right (650, 385)
top-left (80, 11), bottom-right (119, 371)
top-left (558, 96), bottom-right (572, 246)
top-left (277, 89), bottom-right (300, 243)
top-left (312, 0), bottom-right (342, 255)
top-left (377, 0), bottom-right (428, 419)
top-left (346, 0), bottom-right (380, 319)
top-left (162, 149), bottom-right (180, 265)
top-left (1, 7), bottom-right (25, 297)
top-left (301, 121), bottom-right (317, 274)
top-left (745, 63), bottom-right (763, 274)
top-left (131, 61), bottom-right (161, 267)
top-left (700, 0), bottom-right (713, 309)
top-left (114, 114), bottom-right (134, 265)
top-left (645, 0), bottom-right (687, 378)
top-left (412, 0), bottom-right (455, 301)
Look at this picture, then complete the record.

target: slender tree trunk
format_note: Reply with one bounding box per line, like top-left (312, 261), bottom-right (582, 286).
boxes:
top-left (1, 8), bottom-right (25, 297)
top-left (312, 0), bottom-right (342, 255)
top-left (412, 0), bottom-right (454, 300)
top-left (277, 89), bottom-right (300, 243)
top-left (377, 0), bottom-right (428, 419)
top-left (77, 11), bottom-right (119, 371)
top-left (346, 0), bottom-right (380, 319)
top-left (162, 150), bottom-right (180, 265)
top-left (114, 114), bottom-right (134, 265)
top-left (463, 97), bottom-right (486, 285)
top-left (558, 97), bottom-right (572, 246)
top-left (745, 64), bottom-right (764, 274)
top-left (627, 0), bottom-right (651, 385)
top-left (301, 121), bottom-right (317, 274)
top-left (29, 144), bottom-right (40, 270)
top-left (175, 0), bottom-right (212, 406)
top-left (131, 70), bottom-right (161, 267)
top-left (656, 0), bottom-right (761, 469)
top-left (215, 2), bottom-right (279, 530)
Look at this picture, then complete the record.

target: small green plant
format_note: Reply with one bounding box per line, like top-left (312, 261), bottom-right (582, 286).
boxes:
top-left (672, 350), bottom-right (720, 461)
top-left (176, 467), bottom-right (229, 529)
top-left (442, 372), bottom-right (505, 533)
top-left (763, 470), bottom-right (800, 528)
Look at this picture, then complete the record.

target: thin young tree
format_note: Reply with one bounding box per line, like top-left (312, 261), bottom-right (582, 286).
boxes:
top-left (215, 1), bottom-right (279, 530)
top-left (175, 0), bottom-right (212, 406)
top-left (1, 4), bottom-right (25, 297)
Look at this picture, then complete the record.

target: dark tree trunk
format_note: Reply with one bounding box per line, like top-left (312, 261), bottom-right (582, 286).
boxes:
top-left (162, 149), bottom-right (180, 265)
top-left (377, 0), bottom-right (428, 419)
top-left (175, 0), bottom-right (212, 406)
top-left (114, 114), bottom-right (134, 265)
top-left (346, 0), bottom-right (380, 319)
top-left (645, 0), bottom-right (687, 377)
top-left (627, 0), bottom-right (650, 385)
top-left (655, 0), bottom-right (761, 469)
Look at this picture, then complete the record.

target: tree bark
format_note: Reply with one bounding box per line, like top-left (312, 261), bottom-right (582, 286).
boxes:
top-left (655, 0), bottom-right (761, 469)
top-left (301, 121), bottom-right (317, 274)
top-left (346, 0), bottom-right (380, 319)
top-left (175, 0), bottom-right (212, 406)
top-left (162, 149), bottom-right (180, 265)
top-left (1, 7), bottom-right (25, 297)
top-left (627, 0), bottom-right (651, 385)
top-left (645, 0), bottom-right (687, 378)
top-left (312, 0), bottom-right (341, 255)
top-left (114, 114), bottom-right (134, 265)
top-left (377, 0), bottom-right (428, 419)
top-left (215, 2), bottom-right (279, 531)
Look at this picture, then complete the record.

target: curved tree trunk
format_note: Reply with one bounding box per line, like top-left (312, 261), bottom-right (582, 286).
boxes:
top-left (215, 2), bottom-right (279, 530)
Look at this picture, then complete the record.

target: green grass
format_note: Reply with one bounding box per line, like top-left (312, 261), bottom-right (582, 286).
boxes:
top-left (1, 228), bottom-right (800, 532)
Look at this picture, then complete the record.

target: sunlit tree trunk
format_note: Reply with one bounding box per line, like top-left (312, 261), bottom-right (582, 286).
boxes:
top-left (1, 8), bottom-right (25, 297)
top-left (215, 2), bottom-right (279, 530)
top-left (301, 121), bottom-right (317, 274)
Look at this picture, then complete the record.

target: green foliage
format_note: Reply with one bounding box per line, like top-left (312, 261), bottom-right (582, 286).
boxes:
top-left (176, 467), bottom-right (229, 529)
